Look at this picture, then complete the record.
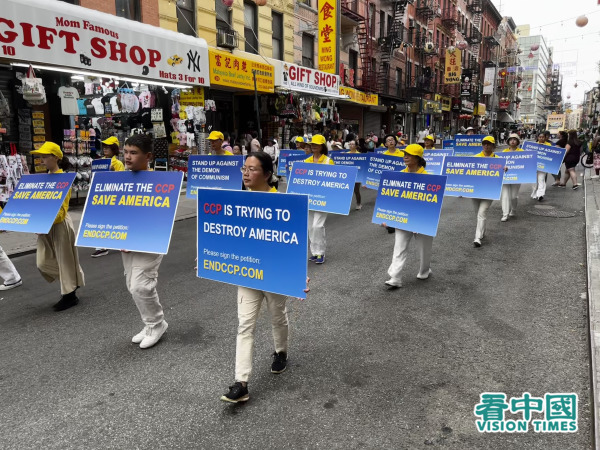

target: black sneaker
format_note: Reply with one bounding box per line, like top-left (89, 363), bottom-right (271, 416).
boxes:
top-left (220, 382), bottom-right (249, 403)
top-left (538, 196), bottom-right (544, 202)
top-left (271, 352), bottom-right (287, 374)
top-left (91, 249), bottom-right (109, 258)
top-left (386, 226), bottom-right (396, 234)
top-left (53, 292), bottom-right (79, 311)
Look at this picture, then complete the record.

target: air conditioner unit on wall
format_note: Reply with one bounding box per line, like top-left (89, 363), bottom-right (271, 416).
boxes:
top-left (217, 30), bottom-right (238, 49)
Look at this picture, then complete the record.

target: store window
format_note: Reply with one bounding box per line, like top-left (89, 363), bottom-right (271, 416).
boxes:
top-left (115, 0), bottom-right (141, 22)
top-left (349, 49), bottom-right (358, 86)
top-left (369, 3), bottom-right (376, 36)
top-left (379, 11), bottom-right (385, 39)
top-left (272, 12), bottom-right (283, 60)
top-left (177, 0), bottom-right (195, 36)
top-left (302, 33), bottom-right (314, 68)
top-left (244, 1), bottom-right (258, 54)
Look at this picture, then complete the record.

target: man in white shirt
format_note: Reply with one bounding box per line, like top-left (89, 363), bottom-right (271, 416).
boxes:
top-left (417, 128), bottom-right (429, 144)
top-left (250, 132), bottom-right (261, 152)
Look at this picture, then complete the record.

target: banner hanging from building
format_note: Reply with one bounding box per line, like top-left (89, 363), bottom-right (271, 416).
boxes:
top-left (444, 48), bottom-right (461, 84)
top-left (317, 0), bottom-right (337, 74)
top-left (483, 67), bottom-right (495, 95)
top-left (2, 0), bottom-right (210, 86)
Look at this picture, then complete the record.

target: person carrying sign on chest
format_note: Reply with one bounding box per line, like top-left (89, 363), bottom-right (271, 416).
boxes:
top-left (500, 134), bottom-right (524, 222)
top-left (472, 136), bottom-right (498, 248)
top-left (304, 135), bottom-right (334, 265)
top-left (207, 131), bottom-right (233, 156)
top-left (384, 144), bottom-right (433, 289)
top-left (382, 134), bottom-right (404, 233)
top-left (122, 134), bottom-right (168, 349)
top-left (347, 140), bottom-right (363, 210)
top-left (220, 152), bottom-right (310, 404)
top-left (531, 132), bottom-right (551, 202)
top-left (31, 142), bottom-right (85, 311)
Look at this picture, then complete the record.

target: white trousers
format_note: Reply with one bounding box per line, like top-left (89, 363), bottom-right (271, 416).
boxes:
top-left (308, 211), bottom-right (328, 255)
top-left (0, 245), bottom-right (20, 284)
top-left (501, 184), bottom-right (520, 217)
top-left (473, 199), bottom-right (493, 240)
top-left (122, 252), bottom-right (164, 325)
top-left (387, 229), bottom-right (433, 284)
top-left (235, 286), bottom-right (288, 382)
top-left (531, 171), bottom-right (546, 199)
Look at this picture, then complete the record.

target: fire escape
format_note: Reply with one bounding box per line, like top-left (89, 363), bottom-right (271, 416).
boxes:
top-left (376, 0), bottom-right (410, 95)
top-left (341, 0), bottom-right (377, 92)
top-left (465, 0), bottom-right (483, 76)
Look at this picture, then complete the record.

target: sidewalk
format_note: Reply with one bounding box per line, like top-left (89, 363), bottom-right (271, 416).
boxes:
top-left (1, 193), bottom-right (197, 257)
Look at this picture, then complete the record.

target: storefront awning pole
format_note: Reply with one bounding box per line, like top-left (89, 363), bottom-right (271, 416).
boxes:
top-left (253, 69), bottom-right (261, 141)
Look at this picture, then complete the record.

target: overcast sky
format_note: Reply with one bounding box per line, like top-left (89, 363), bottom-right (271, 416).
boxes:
top-left (490, 0), bottom-right (600, 106)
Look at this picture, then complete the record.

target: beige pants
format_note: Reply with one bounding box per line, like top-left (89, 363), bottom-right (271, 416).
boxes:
top-left (235, 286), bottom-right (288, 382)
top-left (473, 199), bottom-right (493, 240)
top-left (122, 252), bottom-right (164, 325)
top-left (501, 184), bottom-right (520, 218)
top-left (36, 214), bottom-right (85, 295)
top-left (0, 245), bottom-right (20, 284)
top-left (308, 211), bottom-right (328, 256)
top-left (387, 229), bottom-right (433, 285)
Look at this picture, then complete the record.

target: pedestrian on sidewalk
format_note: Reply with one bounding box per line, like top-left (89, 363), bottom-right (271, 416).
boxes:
top-left (121, 134), bottom-right (168, 349)
top-left (383, 134), bottom-right (405, 233)
top-left (31, 142), bottom-right (85, 311)
top-left (531, 132), bottom-right (551, 202)
top-left (0, 243), bottom-right (22, 290)
top-left (220, 152), bottom-right (309, 404)
top-left (472, 136), bottom-right (499, 247)
top-left (347, 140), bottom-right (363, 210)
top-left (558, 130), bottom-right (582, 190)
top-left (91, 136), bottom-right (125, 258)
top-left (305, 135), bottom-right (334, 265)
top-left (552, 131), bottom-right (568, 186)
top-left (500, 134), bottom-right (524, 222)
top-left (383, 144), bottom-right (433, 289)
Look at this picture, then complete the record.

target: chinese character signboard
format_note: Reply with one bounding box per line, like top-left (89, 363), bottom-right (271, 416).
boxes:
top-left (208, 49), bottom-right (274, 93)
top-left (318, 0), bottom-right (337, 74)
top-left (444, 48), bottom-right (461, 84)
top-left (180, 87), bottom-right (205, 106)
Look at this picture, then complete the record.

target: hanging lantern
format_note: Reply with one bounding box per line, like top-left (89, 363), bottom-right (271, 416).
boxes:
top-left (528, 52), bottom-right (534, 59)
top-left (447, 46), bottom-right (456, 53)
top-left (223, 0), bottom-right (234, 5)
top-left (456, 41), bottom-right (468, 50)
top-left (576, 15), bottom-right (588, 27)
top-left (530, 44), bottom-right (539, 51)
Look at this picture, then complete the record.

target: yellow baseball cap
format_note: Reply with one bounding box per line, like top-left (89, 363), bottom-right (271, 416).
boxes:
top-left (403, 144), bottom-right (424, 158)
top-left (101, 136), bottom-right (120, 146)
top-left (482, 136), bottom-right (496, 144)
top-left (310, 134), bottom-right (326, 145)
top-left (31, 141), bottom-right (63, 159)
top-left (424, 135), bottom-right (435, 142)
top-left (207, 131), bottom-right (224, 141)
top-left (295, 136), bottom-right (306, 143)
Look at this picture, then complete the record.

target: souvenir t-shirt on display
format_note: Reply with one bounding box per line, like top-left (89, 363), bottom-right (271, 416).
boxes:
top-left (91, 97), bottom-right (104, 115)
top-left (58, 86), bottom-right (80, 115)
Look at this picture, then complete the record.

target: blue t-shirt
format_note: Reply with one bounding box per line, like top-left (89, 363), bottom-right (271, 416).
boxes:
top-left (77, 99), bottom-right (87, 115)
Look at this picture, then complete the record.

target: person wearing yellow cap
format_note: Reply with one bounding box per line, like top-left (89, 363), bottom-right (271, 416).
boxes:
top-left (304, 134), bottom-right (334, 264)
top-left (30, 142), bottom-right (85, 311)
top-left (383, 144), bottom-right (433, 289)
top-left (382, 134), bottom-right (404, 157)
top-left (472, 136), bottom-right (498, 247)
top-left (91, 137), bottom-right (125, 258)
top-left (500, 133), bottom-right (523, 222)
top-left (207, 131), bottom-right (233, 155)
top-left (531, 132), bottom-right (551, 201)
top-left (423, 135), bottom-right (435, 150)
top-left (295, 136), bottom-right (310, 155)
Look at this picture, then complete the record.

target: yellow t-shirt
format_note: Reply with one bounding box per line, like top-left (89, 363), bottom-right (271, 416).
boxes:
top-left (503, 147), bottom-right (524, 152)
top-left (52, 169), bottom-right (71, 224)
top-left (383, 149), bottom-right (404, 157)
top-left (208, 151), bottom-right (234, 156)
top-left (474, 151), bottom-right (498, 157)
top-left (111, 156), bottom-right (125, 172)
top-left (401, 166), bottom-right (426, 173)
top-left (304, 154), bottom-right (334, 165)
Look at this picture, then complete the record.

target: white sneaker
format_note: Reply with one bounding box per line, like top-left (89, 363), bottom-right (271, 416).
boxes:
top-left (384, 279), bottom-right (402, 289)
top-left (0, 279), bottom-right (22, 290)
top-left (139, 320), bottom-right (168, 349)
top-left (355, 204), bottom-right (362, 210)
top-left (500, 216), bottom-right (508, 222)
top-left (592, 175), bottom-right (599, 179)
top-left (132, 326), bottom-right (148, 344)
top-left (509, 212), bottom-right (516, 217)
top-left (417, 269), bottom-right (432, 280)
top-left (473, 239), bottom-right (482, 247)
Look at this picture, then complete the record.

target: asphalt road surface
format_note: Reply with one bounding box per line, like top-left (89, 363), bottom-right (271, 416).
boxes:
top-left (0, 179), bottom-right (593, 449)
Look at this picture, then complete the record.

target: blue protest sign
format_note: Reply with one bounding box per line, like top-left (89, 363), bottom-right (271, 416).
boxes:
top-left (92, 159), bottom-right (111, 172)
top-left (285, 154), bottom-right (309, 177)
top-left (0, 173), bottom-right (76, 233)
top-left (277, 150), bottom-right (305, 176)
top-left (286, 162), bottom-right (358, 215)
top-left (498, 151), bottom-right (537, 184)
top-left (372, 171), bottom-right (447, 237)
top-left (365, 153), bottom-right (406, 190)
top-left (425, 149), bottom-right (454, 158)
top-left (443, 139), bottom-right (455, 148)
top-left (423, 155), bottom-right (447, 175)
top-left (76, 171), bottom-right (184, 254)
top-left (454, 135), bottom-right (486, 156)
top-left (522, 141), bottom-right (567, 175)
top-left (330, 152), bottom-right (368, 185)
top-left (375, 146), bottom-right (406, 154)
top-left (442, 156), bottom-right (506, 200)
top-left (197, 188), bottom-right (308, 298)
top-left (186, 155), bottom-right (243, 198)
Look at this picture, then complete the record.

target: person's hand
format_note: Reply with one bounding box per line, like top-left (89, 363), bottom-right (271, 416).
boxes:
top-left (380, 222), bottom-right (387, 228)
top-left (296, 277), bottom-right (310, 301)
top-left (504, 166), bottom-right (509, 172)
